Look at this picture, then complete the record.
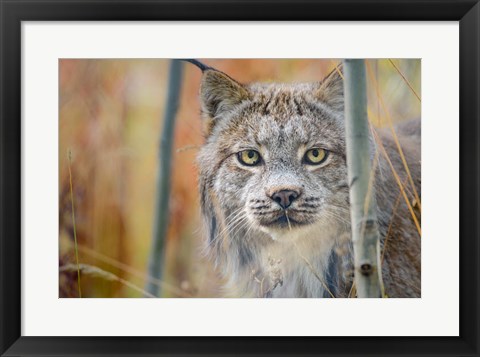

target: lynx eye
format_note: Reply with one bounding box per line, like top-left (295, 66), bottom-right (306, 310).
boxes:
top-left (304, 148), bottom-right (328, 165)
top-left (238, 150), bottom-right (261, 166)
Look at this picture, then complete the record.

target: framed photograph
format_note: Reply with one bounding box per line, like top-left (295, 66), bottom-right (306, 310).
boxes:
top-left (1, 0), bottom-right (479, 356)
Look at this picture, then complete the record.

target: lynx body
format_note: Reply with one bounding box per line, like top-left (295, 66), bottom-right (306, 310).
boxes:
top-left (194, 62), bottom-right (421, 298)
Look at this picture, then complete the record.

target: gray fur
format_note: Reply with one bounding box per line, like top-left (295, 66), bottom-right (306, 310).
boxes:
top-left (195, 65), bottom-right (421, 298)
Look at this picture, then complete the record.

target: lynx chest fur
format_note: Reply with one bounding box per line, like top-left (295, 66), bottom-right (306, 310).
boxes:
top-left (193, 61), bottom-right (421, 298)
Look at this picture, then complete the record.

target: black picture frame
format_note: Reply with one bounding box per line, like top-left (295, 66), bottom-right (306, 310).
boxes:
top-left (1, 0), bottom-right (479, 356)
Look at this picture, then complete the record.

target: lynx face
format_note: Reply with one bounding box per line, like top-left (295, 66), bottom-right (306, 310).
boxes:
top-left (198, 68), bottom-right (350, 243)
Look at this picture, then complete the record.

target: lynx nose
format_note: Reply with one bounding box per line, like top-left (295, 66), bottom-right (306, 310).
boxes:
top-left (271, 190), bottom-right (299, 209)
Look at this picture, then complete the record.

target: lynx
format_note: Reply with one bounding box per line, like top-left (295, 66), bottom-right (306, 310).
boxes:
top-left (189, 60), bottom-right (421, 298)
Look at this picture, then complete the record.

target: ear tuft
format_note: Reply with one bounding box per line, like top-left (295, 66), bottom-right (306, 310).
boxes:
top-left (316, 64), bottom-right (344, 111)
top-left (200, 70), bottom-right (250, 131)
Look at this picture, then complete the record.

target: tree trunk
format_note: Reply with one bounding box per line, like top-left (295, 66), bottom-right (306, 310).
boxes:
top-left (343, 59), bottom-right (383, 298)
top-left (145, 59), bottom-right (184, 297)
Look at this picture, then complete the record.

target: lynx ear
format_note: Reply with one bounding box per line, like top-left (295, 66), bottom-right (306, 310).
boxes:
top-left (316, 64), bottom-right (344, 111)
top-left (200, 69), bottom-right (250, 133)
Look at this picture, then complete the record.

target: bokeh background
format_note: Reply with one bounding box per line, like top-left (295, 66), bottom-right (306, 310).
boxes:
top-left (59, 59), bottom-right (421, 298)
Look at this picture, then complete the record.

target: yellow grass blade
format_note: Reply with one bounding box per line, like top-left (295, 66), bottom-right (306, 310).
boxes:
top-left (372, 129), bottom-right (421, 236)
top-left (388, 59), bottom-right (421, 102)
top-left (330, 60), bottom-right (345, 80)
top-left (381, 183), bottom-right (405, 264)
top-left (366, 61), bottom-right (422, 214)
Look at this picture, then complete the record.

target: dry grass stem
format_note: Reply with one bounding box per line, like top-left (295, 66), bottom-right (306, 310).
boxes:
top-left (293, 243), bottom-right (335, 298)
top-left (388, 59), bottom-right (421, 102)
top-left (67, 150), bottom-right (82, 298)
top-left (372, 128), bottom-right (421, 236)
top-left (381, 184), bottom-right (405, 264)
top-left (366, 62), bottom-right (422, 214)
top-left (77, 244), bottom-right (192, 297)
top-left (60, 263), bottom-right (156, 298)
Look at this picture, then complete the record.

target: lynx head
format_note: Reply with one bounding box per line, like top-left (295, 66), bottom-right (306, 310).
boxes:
top-left (197, 63), bottom-right (350, 245)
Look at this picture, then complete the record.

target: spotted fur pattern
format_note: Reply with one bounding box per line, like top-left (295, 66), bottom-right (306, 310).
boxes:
top-left (195, 64), bottom-right (421, 298)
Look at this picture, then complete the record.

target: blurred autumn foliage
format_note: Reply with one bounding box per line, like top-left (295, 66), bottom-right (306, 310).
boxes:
top-left (59, 59), bottom-right (420, 298)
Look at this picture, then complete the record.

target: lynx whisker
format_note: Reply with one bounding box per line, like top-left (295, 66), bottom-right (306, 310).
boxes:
top-left (284, 210), bottom-right (293, 231)
top-left (204, 207), bottom-right (247, 250)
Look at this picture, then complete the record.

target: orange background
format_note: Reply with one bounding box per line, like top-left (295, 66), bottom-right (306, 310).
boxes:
top-left (59, 59), bottom-right (421, 297)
